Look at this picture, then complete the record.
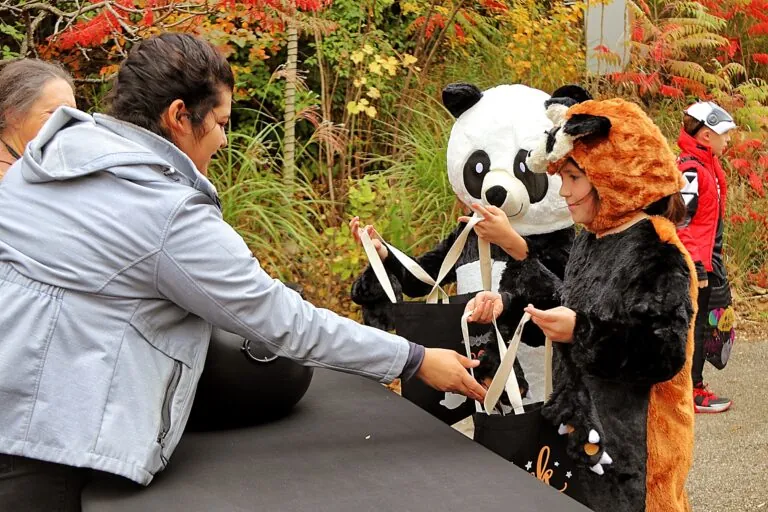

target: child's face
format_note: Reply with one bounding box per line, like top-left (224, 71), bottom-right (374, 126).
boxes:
top-left (696, 127), bottom-right (732, 157)
top-left (558, 160), bottom-right (599, 225)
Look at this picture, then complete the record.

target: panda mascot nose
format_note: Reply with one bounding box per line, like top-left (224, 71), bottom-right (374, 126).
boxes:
top-left (485, 185), bottom-right (507, 208)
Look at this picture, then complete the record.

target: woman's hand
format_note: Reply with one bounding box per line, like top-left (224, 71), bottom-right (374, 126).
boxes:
top-left (458, 203), bottom-right (528, 260)
top-left (417, 348), bottom-right (487, 402)
top-left (524, 304), bottom-right (576, 343)
top-left (350, 216), bottom-right (388, 260)
top-left (465, 291), bottom-right (504, 324)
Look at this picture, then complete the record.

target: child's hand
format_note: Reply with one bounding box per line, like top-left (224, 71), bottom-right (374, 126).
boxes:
top-left (524, 304), bottom-right (576, 343)
top-left (466, 291), bottom-right (504, 324)
top-left (459, 203), bottom-right (528, 260)
top-left (350, 216), bottom-right (388, 260)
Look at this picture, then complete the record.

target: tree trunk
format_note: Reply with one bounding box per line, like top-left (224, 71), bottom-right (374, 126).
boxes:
top-left (283, 5), bottom-right (299, 184)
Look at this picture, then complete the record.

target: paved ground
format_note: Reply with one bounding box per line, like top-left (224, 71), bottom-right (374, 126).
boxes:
top-left (452, 339), bottom-right (768, 511)
top-left (688, 338), bottom-right (768, 511)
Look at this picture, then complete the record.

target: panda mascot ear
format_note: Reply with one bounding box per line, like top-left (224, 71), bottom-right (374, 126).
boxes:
top-left (442, 82), bottom-right (483, 118)
top-left (550, 84), bottom-right (592, 104)
top-left (544, 84), bottom-right (593, 125)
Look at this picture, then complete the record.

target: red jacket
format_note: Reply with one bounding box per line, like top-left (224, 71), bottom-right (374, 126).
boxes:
top-left (676, 128), bottom-right (727, 275)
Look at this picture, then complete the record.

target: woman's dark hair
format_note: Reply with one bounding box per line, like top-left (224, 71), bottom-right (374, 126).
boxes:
top-left (109, 33), bottom-right (234, 139)
top-left (0, 59), bottom-right (74, 133)
top-left (645, 193), bottom-right (687, 225)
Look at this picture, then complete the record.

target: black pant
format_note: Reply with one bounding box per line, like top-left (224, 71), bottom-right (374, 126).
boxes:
top-left (0, 454), bottom-right (89, 511)
top-left (691, 281), bottom-right (712, 386)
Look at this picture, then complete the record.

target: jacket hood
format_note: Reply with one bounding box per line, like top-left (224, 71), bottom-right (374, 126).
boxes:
top-left (677, 128), bottom-right (717, 168)
top-left (20, 106), bottom-right (218, 203)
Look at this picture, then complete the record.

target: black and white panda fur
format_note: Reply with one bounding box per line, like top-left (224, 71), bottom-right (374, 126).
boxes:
top-left (351, 82), bottom-right (575, 403)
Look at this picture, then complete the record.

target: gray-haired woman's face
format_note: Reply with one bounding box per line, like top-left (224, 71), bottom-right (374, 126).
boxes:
top-left (14, 78), bottom-right (76, 149)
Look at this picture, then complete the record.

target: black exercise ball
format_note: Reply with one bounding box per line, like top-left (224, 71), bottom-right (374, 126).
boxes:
top-left (187, 285), bottom-right (314, 431)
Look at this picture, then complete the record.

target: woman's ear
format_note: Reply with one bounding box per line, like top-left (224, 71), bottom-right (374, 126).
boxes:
top-left (163, 99), bottom-right (190, 137)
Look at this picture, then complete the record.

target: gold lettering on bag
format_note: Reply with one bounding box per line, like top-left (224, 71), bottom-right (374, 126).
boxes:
top-left (530, 446), bottom-right (568, 492)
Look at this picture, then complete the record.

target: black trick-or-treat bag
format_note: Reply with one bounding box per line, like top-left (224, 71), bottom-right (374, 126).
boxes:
top-left (469, 313), bottom-right (585, 502)
top-left (393, 295), bottom-right (496, 424)
top-left (359, 216), bottom-right (494, 425)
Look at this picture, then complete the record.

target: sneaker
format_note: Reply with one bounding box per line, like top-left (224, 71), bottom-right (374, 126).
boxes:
top-left (693, 383), bottom-right (732, 413)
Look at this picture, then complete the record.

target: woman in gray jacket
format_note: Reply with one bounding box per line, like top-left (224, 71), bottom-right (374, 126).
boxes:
top-left (0, 33), bottom-right (485, 510)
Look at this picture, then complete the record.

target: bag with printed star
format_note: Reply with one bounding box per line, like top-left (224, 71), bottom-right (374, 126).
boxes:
top-left (470, 313), bottom-right (586, 502)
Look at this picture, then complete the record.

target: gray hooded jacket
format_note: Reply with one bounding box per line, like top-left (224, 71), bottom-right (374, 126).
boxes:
top-left (0, 107), bottom-right (413, 484)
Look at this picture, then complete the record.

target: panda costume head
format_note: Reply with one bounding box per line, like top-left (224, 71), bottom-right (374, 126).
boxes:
top-left (443, 83), bottom-right (575, 236)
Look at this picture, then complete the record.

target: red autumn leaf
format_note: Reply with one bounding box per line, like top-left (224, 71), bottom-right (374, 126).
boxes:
top-left (671, 76), bottom-right (706, 97)
top-left (723, 38), bottom-right (740, 59)
top-left (730, 214), bottom-right (747, 225)
top-left (753, 53), bottom-right (768, 65)
top-left (749, 23), bottom-right (768, 35)
top-left (734, 139), bottom-right (763, 153)
top-left (454, 23), bottom-right (466, 43)
top-left (55, 10), bottom-right (122, 50)
top-left (481, 0), bottom-right (508, 11)
top-left (731, 158), bottom-right (752, 176)
top-left (660, 85), bottom-right (684, 98)
top-left (631, 24), bottom-right (644, 42)
top-left (759, 155), bottom-right (768, 168)
top-left (748, 172), bottom-right (765, 196)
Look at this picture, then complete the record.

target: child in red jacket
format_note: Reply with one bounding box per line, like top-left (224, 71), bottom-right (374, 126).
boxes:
top-left (677, 101), bottom-right (736, 413)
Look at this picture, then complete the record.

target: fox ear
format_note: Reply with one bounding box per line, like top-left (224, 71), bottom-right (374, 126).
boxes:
top-left (526, 114), bottom-right (612, 174)
top-left (442, 82), bottom-right (483, 118)
top-left (562, 113), bottom-right (612, 139)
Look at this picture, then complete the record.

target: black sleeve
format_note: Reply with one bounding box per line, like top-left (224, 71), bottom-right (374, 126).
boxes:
top-left (569, 246), bottom-right (694, 385)
top-left (495, 255), bottom-right (565, 347)
top-left (694, 261), bottom-right (708, 283)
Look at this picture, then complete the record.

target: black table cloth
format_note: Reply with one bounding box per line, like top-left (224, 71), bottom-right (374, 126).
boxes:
top-left (83, 369), bottom-right (589, 512)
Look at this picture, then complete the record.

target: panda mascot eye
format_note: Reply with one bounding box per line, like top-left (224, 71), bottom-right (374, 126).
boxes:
top-left (513, 148), bottom-right (548, 203)
top-left (463, 150), bottom-right (491, 199)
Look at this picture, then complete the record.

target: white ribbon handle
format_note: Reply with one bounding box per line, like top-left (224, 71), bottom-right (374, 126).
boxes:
top-left (460, 309), bottom-right (525, 415)
top-left (358, 215), bottom-right (484, 304)
top-left (480, 312), bottom-right (527, 415)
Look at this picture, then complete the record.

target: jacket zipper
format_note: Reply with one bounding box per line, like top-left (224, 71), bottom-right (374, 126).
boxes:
top-left (157, 360), bottom-right (182, 464)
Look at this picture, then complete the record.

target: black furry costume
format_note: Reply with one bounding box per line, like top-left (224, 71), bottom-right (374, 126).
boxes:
top-left (544, 220), bottom-right (693, 511)
top-left (524, 92), bottom-right (696, 511)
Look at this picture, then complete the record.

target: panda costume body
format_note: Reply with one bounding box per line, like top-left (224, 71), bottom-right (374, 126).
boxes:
top-left (351, 83), bottom-right (575, 402)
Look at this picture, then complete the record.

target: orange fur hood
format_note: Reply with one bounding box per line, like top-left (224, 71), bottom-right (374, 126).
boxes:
top-left (527, 96), bottom-right (685, 233)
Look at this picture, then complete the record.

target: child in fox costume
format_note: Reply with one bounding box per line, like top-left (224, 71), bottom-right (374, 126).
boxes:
top-left (469, 89), bottom-right (696, 512)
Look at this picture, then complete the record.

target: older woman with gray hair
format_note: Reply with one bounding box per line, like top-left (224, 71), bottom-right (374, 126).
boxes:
top-left (0, 59), bottom-right (76, 177)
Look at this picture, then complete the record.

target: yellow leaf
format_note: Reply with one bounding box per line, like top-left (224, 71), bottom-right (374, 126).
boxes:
top-left (365, 106), bottom-right (377, 118)
top-left (353, 76), bottom-right (367, 87)
top-left (368, 62), bottom-right (382, 75)
top-left (358, 98), bottom-right (370, 106)
top-left (363, 44), bottom-right (375, 55)
top-left (401, 1), bottom-right (419, 14)
top-left (346, 101), bottom-right (361, 114)
top-left (351, 51), bottom-right (365, 64)
top-left (402, 54), bottom-right (418, 66)
top-left (366, 87), bottom-right (381, 99)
